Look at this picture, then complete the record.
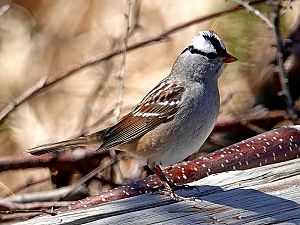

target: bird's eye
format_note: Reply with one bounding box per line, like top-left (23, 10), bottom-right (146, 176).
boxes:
top-left (183, 45), bottom-right (219, 59)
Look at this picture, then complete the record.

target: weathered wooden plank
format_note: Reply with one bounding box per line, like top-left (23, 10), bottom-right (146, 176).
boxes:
top-left (15, 157), bottom-right (300, 225)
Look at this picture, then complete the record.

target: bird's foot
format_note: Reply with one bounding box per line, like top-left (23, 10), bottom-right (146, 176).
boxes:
top-left (157, 189), bottom-right (195, 202)
top-left (151, 165), bottom-right (196, 201)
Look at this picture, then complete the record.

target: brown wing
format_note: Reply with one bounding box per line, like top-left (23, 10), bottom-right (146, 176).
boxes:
top-left (101, 78), bottom-right (185, 148)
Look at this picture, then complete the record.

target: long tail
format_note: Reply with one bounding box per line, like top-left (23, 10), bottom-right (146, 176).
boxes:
top-left (27, 130), bottom-right (106, 156)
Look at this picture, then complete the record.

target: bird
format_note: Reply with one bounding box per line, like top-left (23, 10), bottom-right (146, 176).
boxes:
top-left (28, 30), bottom-right (237, 200)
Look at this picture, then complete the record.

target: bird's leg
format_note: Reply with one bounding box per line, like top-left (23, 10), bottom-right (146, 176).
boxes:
top-left (151, 165), bottom-right (195, 201)
top-left (146, 165), bottom-right (198, 191)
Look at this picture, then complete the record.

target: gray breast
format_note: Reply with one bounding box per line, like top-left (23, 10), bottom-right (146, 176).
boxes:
top-left (147, 81), bottom-right (220, 166)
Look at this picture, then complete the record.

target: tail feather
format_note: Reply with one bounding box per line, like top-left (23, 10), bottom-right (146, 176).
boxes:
top-left (27, 131), bottom-right (105, 156)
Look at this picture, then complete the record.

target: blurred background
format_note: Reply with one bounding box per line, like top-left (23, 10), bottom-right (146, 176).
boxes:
top-left (0, 0), bottom-right (300, 220)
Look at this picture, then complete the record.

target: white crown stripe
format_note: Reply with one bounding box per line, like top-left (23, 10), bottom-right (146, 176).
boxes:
top-left (190, 30), bottom-right (225, 54)
top-left (200, 30), bottom-right (225, 49)
top-left (191, 35), bottom-right (217, 54)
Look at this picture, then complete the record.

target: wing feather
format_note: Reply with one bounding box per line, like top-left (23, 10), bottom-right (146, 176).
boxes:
top-left (101, 78), bottom-right (185, 148)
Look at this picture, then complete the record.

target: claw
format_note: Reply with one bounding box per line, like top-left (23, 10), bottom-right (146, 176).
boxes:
top-left (157, 189), bottom-right (195, 201)
top-left (151, 165), bottom-right (196, 201)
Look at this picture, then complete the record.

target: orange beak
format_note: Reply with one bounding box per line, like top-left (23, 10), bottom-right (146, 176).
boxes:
top-left (222, 53), bottom-right (237, 63)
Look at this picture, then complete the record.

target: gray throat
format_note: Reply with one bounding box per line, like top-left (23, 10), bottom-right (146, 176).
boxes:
top-left (169, 54), bottom-right (220, 83)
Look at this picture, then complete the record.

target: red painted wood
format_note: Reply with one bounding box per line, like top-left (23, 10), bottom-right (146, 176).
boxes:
top-left (56, 126), bottom-right (300, 213)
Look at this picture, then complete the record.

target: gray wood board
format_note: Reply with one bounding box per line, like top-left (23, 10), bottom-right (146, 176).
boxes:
top-left (15, 158), bottom-right (300, 225)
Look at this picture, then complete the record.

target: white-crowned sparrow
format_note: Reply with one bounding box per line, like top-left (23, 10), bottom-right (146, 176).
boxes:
top-left (28, 30), bottom-right (237, 199)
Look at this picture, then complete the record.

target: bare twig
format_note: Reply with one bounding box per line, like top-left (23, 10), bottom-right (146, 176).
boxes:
top-left (0, 0), bottom-right (11, 17)
top-left (56, 105), bottom-right (133, 139)
top-left (76, 1), bottom-right (141, 136)
top-left (0, 0), bottom-right (266, 124)
top-left (61, 156), bottom-right (120, 200)
top-left (232, 0), bottom-right (273, 28)
top-left (268, 0), bottom-right (297, 120)
top-left (1, 185), bottom-right (87, 203)
top-left (0, 77), bottom-right (47, 123)
top-left (128, 0), bottom-right (142, 36)
top-left (238, 120), bottom-right (267, 133)
top-left (220, 89), bottom-right (233, 107)
top-left (279, 0), bottom-right (293, 15)
top-left (77, 61), bottom-right (113, 136)
top-left (77, 107), bottom-right (115, 136)
top-left (0, 149), bottom-right (110, 172)
top-left (3, 177), bottom-right (50, 197)
top-left (111, 0), bottom-right (134, 185)
top-left (77, 1), bottom-right (141, 136)
top-left (0, 181), bottom-right (13, 196)
top-left (114, 0), bottom-right (132, 121)
top-left (213, 109), bottom-right (300, 133)
top-left (0, 200), bottom-right (73, 211)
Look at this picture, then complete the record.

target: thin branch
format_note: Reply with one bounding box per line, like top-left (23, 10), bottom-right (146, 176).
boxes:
top-left (3, 177), bottom-right (50, 197)
top-left (0, 181), bottom-right (13, 196)
top-left (220, 89), bottom-right (233, 107)
top-left (268, 0), bottom-right (297, 120)
top-left (111, 0), bottom-right (134, 185)
top-left (279, 0), bottom-right (293, 15)
top-left (82, 105), bottom-right (133, 134)
top-left (213, 109), bottom-right (300, 133)
top-left (0, 77), bottom-right (47, 123)
top-left (0, 211), bottom-right (56, 222)
top-left (0, 1), bottom-right (11, 17)
top-left (232, 0), bottom-right (274, 28)
top-left (76, 61), bottom-right (113, 136)
top-left (0, 200), bottom-right (73, 211)
top-left (75, 107), bottom-right (115, 136)
top-left (1, 185), bottom-right (87, 204)
top-left (0, 149), bottom-right (110, 172)
top-left (61, 156), bottom-right (120, 200)
top-left (128, 0), bottom-right (142, 36)
top-left (0, 0), bottom-right (267, 124)
top-left (114, 0), bottom-right (134, 121)
top-left (239, 121), bottom-right (267, 133)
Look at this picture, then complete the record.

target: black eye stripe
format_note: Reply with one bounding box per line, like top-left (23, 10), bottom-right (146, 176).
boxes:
top-left (202, 34), bottom-right (226, 56)
top-left (189, 46), bottom-right (218, 58)
top-left (181, 46), bottom-right (219, 59)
